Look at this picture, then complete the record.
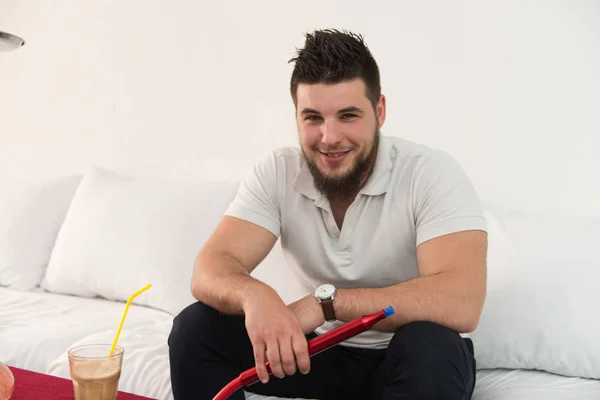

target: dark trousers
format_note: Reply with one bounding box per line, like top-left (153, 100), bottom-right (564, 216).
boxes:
top-left (168, 301), bottom-right (476, 400)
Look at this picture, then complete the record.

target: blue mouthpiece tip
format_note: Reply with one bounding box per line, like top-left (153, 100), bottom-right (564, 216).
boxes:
top-left (383, 306), bottom-right (395, 317)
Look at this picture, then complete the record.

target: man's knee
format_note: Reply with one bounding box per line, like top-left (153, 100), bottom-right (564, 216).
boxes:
top-left (168, 300), bottom-right (242, 356)
top-left (385, 321), bottom-right (474, 398)
top-left (169, 301), bottom-right (216, 345)
top-left (388, 320), bottom-right (463, 355)
top-left (168, 302), bottom-right (249, 399)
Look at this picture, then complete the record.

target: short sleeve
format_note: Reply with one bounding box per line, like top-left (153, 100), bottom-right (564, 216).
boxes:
top-left (224, 152), bottom-right (281, 238)
top-left (412, 151), bottom-right (487, 246)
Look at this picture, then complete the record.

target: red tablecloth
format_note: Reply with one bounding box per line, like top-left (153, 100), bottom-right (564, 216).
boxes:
top-left (8, 366), bottom-right (156, 399)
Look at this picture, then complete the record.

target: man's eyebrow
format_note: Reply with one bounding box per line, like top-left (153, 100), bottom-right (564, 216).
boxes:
top-left (301, 108), bottom-right (321, 115)
top-left (300, 106), bottom-right (364, 115)
top-left (338, 106), bottom-right (363, 114)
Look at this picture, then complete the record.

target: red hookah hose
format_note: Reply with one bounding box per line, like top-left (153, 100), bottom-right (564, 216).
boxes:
top-left (213, 377), bottom-right (243, 399)
top-left (213, 306), bottom-right (395, 400)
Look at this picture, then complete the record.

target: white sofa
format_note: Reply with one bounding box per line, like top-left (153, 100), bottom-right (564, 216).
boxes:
top-left (1, 166), bottom-right (600, 400)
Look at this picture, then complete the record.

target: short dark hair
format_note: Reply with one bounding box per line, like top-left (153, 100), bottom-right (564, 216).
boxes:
top-left (289, 29), bottom-right (381, 108)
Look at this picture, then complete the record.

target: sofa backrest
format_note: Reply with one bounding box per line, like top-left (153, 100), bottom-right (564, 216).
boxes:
top-left (2, 167), bottom-right (600, 381)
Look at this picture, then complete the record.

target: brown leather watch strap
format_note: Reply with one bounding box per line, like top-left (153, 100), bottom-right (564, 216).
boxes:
top-left (321, 299), bottom-right (336, 322)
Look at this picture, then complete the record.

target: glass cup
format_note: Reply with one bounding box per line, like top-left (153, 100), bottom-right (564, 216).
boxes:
top-left (68, 344), bottom-right (124, 400)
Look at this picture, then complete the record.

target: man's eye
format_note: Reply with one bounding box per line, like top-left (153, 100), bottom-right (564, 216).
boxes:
top-left (341, 113), bottom-right (357, 120)
top-left (305, 115), bottom-right (322, 121)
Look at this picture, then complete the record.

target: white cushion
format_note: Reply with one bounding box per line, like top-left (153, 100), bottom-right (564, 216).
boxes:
top-left (470, 202), bottom-right (600, 379)
top-left (0, 176), bottom-right (81, 290)
top-left (41, 167), bottom-right (240, 316)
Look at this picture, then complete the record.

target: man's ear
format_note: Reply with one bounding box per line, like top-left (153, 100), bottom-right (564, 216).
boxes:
top-left (376, 94), bottom-right (386, 129)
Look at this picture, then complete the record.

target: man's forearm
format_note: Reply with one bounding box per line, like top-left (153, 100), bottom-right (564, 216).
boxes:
top-left (334, 272), bottom-right (485, 333)
top-left (191, 251), bottom-right (277, 315)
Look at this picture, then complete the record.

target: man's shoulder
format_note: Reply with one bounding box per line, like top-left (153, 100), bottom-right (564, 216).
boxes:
top-left (250, 146), bottom-right (305, 185)
top-left (272, 146), bottom-right (303, 161)
top-left (259, 146), bottom-right (304, 171)
top-left (384, 136), bottom-right (475, 201)
top-left (385, 136), bottom-right (451, 171)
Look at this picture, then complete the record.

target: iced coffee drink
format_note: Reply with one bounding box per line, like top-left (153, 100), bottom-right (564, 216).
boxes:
top-left (68, 344), bottom-right (124, 400)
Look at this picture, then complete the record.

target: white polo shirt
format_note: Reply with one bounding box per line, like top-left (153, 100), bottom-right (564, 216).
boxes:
top-left (225, 135), bottom-right (487, 349)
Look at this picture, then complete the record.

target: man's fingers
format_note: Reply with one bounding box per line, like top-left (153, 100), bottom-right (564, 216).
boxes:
top-left (292, 333), bottom-right (311, 375)
top-left (266, 338), bottom-right (284, 379)
top-left (253, 341), bottom-right (269, 383)
top-left (278, 336), bottom-right (297, 376)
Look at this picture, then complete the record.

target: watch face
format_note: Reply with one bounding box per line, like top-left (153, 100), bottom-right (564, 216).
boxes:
top-left (315, 284), bottom-right (335, 299)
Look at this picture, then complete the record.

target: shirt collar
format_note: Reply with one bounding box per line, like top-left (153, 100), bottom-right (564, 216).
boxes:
top-left (293, 135), bottom-right (394, 201)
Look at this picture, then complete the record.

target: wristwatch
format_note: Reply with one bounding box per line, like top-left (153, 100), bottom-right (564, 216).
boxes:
top-left (314, 284), bottom-right (337, 322)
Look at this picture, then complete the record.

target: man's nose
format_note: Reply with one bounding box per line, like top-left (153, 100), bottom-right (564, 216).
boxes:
top-left (320, 121), bottom-right (343, 147)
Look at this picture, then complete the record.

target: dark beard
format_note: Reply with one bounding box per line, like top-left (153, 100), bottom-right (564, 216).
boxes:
top-left (304, 131), bottom-right (379, 201)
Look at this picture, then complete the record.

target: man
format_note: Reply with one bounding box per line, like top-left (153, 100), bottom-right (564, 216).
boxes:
top-left (168, 29), bottom-right (487, 400)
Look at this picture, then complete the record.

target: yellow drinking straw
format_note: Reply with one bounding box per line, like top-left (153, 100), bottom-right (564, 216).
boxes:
top-left (109, 283), bottom-right (152, 356)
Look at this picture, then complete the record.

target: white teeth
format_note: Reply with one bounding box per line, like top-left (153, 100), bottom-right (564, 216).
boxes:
top-left (323, 152), bottom-right (347, 157)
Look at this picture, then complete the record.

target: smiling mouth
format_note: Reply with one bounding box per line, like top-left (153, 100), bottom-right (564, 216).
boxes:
top-left (320, 150), bottom-right (351, 157)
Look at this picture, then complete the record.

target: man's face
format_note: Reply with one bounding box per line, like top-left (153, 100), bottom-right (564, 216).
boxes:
top-left (295, 78), bottom-right (386, 199)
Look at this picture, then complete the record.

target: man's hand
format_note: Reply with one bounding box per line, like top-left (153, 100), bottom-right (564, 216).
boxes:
top-left (287, 294), bottom-right (326, 334)
top-left (243, 288), bottom-right (311, 383)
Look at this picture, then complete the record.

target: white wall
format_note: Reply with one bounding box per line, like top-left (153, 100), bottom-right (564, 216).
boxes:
top-left (1, 0), bottom-right (599, 216)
